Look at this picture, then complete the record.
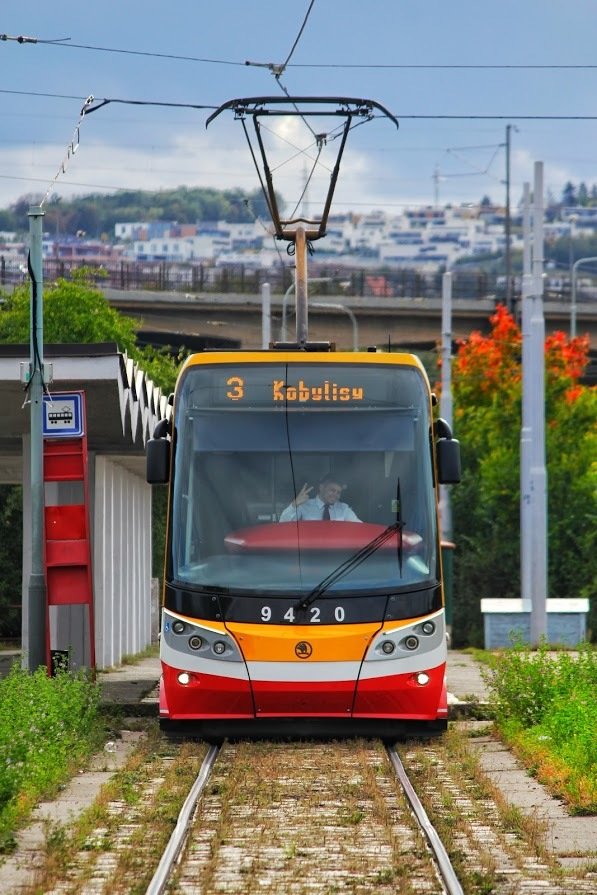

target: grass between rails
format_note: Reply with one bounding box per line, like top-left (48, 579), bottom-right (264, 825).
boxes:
top-left (476, 642), bottom-right (597, 813)
top-left (0, 664), bottom-right (105, 854)
top-left (30, 728), bottom-right (206, 895)
top-left (401, 725), bottom-right (559, 894)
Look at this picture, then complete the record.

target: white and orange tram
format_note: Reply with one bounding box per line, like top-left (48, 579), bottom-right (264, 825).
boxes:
top-left (147, 348), bottom-right (460, 740)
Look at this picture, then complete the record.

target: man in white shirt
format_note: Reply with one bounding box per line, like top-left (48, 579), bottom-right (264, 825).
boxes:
top-left (279, 474), bottom-right (361, 523)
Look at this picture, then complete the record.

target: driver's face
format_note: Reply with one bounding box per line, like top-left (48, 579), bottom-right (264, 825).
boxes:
top-left (319, 481), bottom-right (343, 504)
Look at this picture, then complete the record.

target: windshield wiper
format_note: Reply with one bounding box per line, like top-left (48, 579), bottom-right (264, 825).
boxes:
top-left (294, 520), bottom-right (403, 612)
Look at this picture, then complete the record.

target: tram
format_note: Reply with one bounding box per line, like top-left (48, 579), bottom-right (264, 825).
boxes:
top-left (146, 95), bottom-right (460, 739)
top-left (147, 344), bottom-right (460, 739)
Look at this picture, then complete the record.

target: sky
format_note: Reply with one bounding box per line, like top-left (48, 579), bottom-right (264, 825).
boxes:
top-left (2, 1), bottom-right (597, 222)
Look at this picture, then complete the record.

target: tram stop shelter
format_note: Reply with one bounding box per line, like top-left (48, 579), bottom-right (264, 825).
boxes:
top-left (0, 343), bottom-right (169, 670)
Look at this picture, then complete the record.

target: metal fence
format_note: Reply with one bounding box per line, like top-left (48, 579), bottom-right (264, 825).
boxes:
top-left (0, 255), bottom-right (592, 304)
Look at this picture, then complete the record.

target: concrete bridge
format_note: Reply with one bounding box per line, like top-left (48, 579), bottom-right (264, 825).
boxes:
top-left (104, 288), bottom-right (597, 356)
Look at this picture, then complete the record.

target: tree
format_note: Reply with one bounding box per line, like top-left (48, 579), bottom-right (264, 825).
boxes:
top-left (0, 268), bottom-right (182, 391)
top-left (0, 485), bottom-right (23, 639)
top-left (561, 181), bottom-right (577, 206)
top-left (578, 182), bottom-right (589, 207)
top-left (0, 273), bottom-right (182, 637)
top-left (447, 306), bottom-right (596, 646)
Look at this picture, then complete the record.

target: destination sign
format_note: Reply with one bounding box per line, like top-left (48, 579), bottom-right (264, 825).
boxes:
top-left (226, 376), bottom-right (364, 404)
top-left (181, 363), bottom-right (426, 412)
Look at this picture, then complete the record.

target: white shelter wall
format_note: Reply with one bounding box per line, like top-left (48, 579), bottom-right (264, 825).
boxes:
top-left (93, 456), bottom-right (152, 669)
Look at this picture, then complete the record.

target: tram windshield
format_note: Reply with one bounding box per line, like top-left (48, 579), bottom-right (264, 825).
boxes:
top-left (169, 363), bottom-right (438, 596)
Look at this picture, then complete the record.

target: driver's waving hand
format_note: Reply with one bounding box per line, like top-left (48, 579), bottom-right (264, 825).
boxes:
top-left (279, 474), bottom-right (361, 522)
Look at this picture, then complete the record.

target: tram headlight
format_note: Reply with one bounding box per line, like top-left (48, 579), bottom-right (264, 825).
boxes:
top-left (213, 641), bottom-right (226, 656)
top-left (421, 621), bottom-right (436, 636)
top-left (416, 672), bottom-right (430, 685)
top-left (381, 641), bottom-right (395, 655)
top-left (404, 635), bottom-right (419, 651)
top-left (177, 672), bottom-right (191, 685)
top-left (172, 620), bottom-right (186, 635)
top-left (188, 635), bottom-right (203, 651)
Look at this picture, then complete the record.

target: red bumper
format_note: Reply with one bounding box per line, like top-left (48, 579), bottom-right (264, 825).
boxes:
top-left (160, 660), bottom-right (447, 722)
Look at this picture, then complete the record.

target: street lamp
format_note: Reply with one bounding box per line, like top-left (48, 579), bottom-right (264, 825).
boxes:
top-left (281, 277), bottom-right (336, 341)
top-left (568, 214), bottom-right (577, 300)
top-left (571, 256), bottom-right (597, 338)
top-left (310, 302), bottom-right (359, 351)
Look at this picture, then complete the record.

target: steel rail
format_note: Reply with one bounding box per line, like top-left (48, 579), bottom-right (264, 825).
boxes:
top-left (145, 743), bottom-right (220, 895)
top-left (387, 746), bottom-right (464, 895)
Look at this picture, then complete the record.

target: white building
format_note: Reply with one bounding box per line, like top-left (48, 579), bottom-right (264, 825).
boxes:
top-left (116, 203), bottom-right (521, 269)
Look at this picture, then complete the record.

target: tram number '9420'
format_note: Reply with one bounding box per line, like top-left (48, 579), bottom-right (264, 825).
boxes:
top-left (260, 605), bottom-right (346, 624)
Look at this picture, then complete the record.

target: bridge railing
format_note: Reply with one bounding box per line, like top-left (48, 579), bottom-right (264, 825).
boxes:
top-left (0, 256), bottom-right (594, 304)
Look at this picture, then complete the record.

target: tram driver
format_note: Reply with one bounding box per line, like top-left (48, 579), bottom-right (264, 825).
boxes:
top-left (279, 473), bottom-right (361, 523)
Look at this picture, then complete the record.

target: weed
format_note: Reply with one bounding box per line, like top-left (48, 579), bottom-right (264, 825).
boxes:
top-left (0, 665), bottom-right (103, 852)
top-left (486, 642), bottom-right (597, 811)
top-left (343, 808), bottom-right (364, 825)
top-left (284, 841), bottom-right (297, 860)
top-left (468, 868), bottom-right (497, 893)
top-left (373, 867), bottom-right (394, 883)
top-left (44, 821), bottom-right (67, 853)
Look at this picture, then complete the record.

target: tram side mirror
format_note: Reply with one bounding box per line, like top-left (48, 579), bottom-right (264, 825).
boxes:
top-left (147, 438), bottom-right (170, 484)
top-left (435, 418), bottom-right (461, 485)
top-left (146, 418), bottom-right (172, 484)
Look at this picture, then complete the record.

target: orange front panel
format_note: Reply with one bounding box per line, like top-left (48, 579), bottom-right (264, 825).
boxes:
top-left (226, 621), bottom-right (380, 663)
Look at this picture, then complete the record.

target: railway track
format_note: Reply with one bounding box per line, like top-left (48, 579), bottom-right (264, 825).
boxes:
top-left (30, 733), bottom-right (596, 895)
top-left (145, 740), bottom-right (463, 895)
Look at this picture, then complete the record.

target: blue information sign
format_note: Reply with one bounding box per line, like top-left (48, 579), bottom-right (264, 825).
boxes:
top-left (43, 392), bottom-right (84, 437)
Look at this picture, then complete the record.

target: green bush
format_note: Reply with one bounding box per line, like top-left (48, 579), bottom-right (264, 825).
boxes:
top-left (0, 665), bottom-right (102, 852)
top-left (0, 485), bottom-right (22, 639)
top-left (486, 642), bottom-right (597, 811)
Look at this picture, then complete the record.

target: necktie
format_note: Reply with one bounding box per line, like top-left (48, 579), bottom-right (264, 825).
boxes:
top-left (322, 503), bottom-right (331, 520)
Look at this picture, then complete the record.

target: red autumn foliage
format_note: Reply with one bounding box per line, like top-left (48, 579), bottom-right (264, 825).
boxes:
top-left (449, 304), bottom-right (589, 402)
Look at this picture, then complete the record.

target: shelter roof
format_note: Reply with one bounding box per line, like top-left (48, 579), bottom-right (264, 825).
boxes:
top-left (0, 343), bottom-right (170, 482)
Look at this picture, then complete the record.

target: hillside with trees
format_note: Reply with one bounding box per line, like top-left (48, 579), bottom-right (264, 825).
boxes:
top-left (0, 186), bottom-right (280, 239)
top-left (2, 180), bottom-right (597, 241)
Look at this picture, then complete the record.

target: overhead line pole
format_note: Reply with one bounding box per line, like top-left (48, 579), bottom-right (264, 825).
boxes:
top-left (505, 124), bottom-right (513, 313)
top-left (529, 162), bottom-right (548, 645)
top-left (24, 204), bottom-right (47, 672)
top-left (520, 182), bottom-right (533, 612)
top-left (439, 271), bottom-right (453, 541)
